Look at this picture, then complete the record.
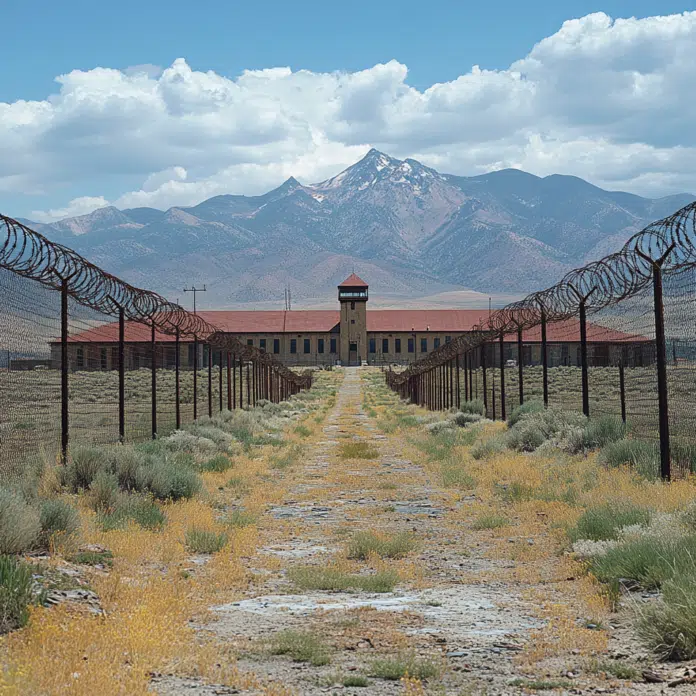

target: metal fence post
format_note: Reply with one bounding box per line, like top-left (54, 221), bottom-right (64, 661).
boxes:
top-left (239, 357), bottom-right (243, 408)
top-left (517, 327), bottom-right (524, 407)
top-left (227, 351), bottom-right (232, 410)
top-left (207, 345), bottom-right (212, 417)
top-left (481, 343), bottom-right (488, 418)
top-left (218, 350), bottom-right (223, 412)
top-left (456, 355), bottom-right (461, 409)
top-left (60, 277), bottom-right (69, 463)
top-left (193, 336), bottom-right (198, 420)
top-left (499, 333), bottom-right (506, 421)
top-left (119, 306), bottom-right (126, 441)
top-left (619, 353), bottom-right (626, 424)
top-left (540, 307), bottom-right (548, 407)
top-left (175, 328), bottom-right (181, 431)
top-left (637, 246), bottom-right (675, 480)
top-left (568, 285), bottom-right (597, 418)
top-left (246, 362), bottom-right (251, 406)
top-left (151, 322), bottom-right (157, 439)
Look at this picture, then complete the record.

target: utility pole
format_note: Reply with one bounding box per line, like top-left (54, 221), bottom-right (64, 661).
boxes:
top-left (183, 284), bottom-right (206, 314)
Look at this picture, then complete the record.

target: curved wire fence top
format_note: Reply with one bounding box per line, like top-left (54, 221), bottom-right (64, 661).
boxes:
top-left (391, 200), bottom-right (696, 383)
top-left (0, 214), bottom-right (310, 388)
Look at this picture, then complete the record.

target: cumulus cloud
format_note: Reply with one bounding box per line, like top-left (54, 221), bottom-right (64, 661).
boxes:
top-left (31, 196), bottom-right (111, 223)
top-left (7, 11), bottom-right (696, 222)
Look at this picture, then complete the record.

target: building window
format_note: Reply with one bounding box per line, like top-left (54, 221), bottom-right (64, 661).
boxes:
top-left (330, 338), bottom-right (337, 353)
top-left (76, 346), bottom-right (84, 369)
top-left (369, 338), bottom-right (376, 353)
top-left (421, 337), bottom-right (428, 353)
top-left (382, 338), bottom-right (389, 354)
top-left (351, 319), bottom-right (355, 324)
top-left (350, 342), bottom-right (357, 353)
top-left (351, 301), bottom-right (355, 310)
top-left (408, 338), bottom-right (414, 353)
top-left (318, 338), bottom-right (324, 354)
top-left (247, 339), bottom-right (253, 346)
top-left (273, 338), bottom-right (280, 354)
top-left (304, 338), bottom-right (311, 354)
top-left (259, 338), bottom-right (266, 352)
top-left (445, 336), bottom-right (452, 343)
top-left (395, 338), bottom-right (401, 353)
top-left (434, 338), bottom-right (440, 350)
top-left (290, 339), bottom-right (297, 354)
top-left (100, 347), bottom-right (107, 370)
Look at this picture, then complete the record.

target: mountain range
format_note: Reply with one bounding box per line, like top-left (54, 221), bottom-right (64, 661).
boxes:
top-left (20, 150), bottom-right (695, 308)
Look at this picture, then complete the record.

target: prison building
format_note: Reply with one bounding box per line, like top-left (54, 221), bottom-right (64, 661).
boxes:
top-left (52, 274), bottom-right (652, 370)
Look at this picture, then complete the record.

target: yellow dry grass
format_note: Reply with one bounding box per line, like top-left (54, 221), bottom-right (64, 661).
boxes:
top-left (0, 370), bottom-right (342, 696)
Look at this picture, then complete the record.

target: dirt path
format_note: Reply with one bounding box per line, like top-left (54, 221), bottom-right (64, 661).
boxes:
top-left (152, 368), bottom-right (662, 695)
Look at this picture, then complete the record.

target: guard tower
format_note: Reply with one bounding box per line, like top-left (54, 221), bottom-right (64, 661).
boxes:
top-left (338, 274), bottom-right (368, 366)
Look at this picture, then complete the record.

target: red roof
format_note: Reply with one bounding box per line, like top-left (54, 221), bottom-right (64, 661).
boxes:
top-left (338, 273), bottom-right (368, 288)
top-left (366, 310), bottom-right (487, 332)
top-left (63, 310), bottom-right (648, 344)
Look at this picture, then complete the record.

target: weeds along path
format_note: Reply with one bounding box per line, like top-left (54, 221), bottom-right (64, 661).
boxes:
top-left (152, 367), bottom-right (561, 695)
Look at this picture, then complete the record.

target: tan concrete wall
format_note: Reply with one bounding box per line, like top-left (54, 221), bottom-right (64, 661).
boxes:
top-left (339, 300), bottom-right (367, 364)
top-left (366, 331), bottom-right (464, 365)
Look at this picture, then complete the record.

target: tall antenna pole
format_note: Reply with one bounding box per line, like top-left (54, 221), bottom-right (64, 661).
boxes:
top-left (183, 284), bottom-right (207, 314)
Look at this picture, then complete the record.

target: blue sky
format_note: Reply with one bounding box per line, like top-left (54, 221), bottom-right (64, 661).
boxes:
top-left (2, 1), bottom-right (696, 220)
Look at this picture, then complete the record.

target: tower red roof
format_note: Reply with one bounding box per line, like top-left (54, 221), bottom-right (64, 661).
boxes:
top-left (338, 273), bottom-right (368, 288)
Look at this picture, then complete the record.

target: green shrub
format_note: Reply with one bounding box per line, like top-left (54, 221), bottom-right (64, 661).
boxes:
top-left (99, 495), bottom-right (166, 531)
top-left (39, 499), bottom-right (80, 545)
top-left (505, 407), bottom-right (587, 453)
top-left (343, 675), bottom-right (369, 687)
top-left (136, 455), bottom-right (201, 501)
top-left (368, 654), bottom-right (440, 681)
top-left (599, 439), bottom-right (659, 479)
top-left (0, 555), bottom-right (35, 633)
top-left (339, 442), bottom-right (379, 459)
top-left (451, 412), bottom-right (483, 427)
top-left (294, 425), bottom-right (311, 438)
top-left (69, 550), bottom-right (114, 567)
top-left (568, 503), bottom-right (651, 542)
top-left (227, 510), bottom-right (257, 528)
top-left (346, 531), bottom-right (417, 560)
top-left (106, 447), bottom-right (142, 490)
top-left (270, 445), bottom-right (304, 470)
top-left (199, 454), bottom-right (234, 473)
top-left (0, 489), bottom-right (41, 555)
top-left (590, 535), bottom-right (696, 590)
top-left (637, 573), bottom-right (696, 660)
top-left (472, 514), bottom-right (509, 530)
top-left (64, 446), bottom-right (105, 491)
top-left (288, 566), bottom-right (398, 593)
top-left (507, 400), bottom-right (544, 427)
top-left (460, 399), bottom-right (485, 416)
top-left (582, 415), bottom-right (627, 450)
top-left (471, 435), bottom-right (506, 460)
top-left (89, 470), bottom-right (122, 513)
top-left (270, 629), bottom-right (330, 666)
top-left (185, 528), bottom-right (229, 554)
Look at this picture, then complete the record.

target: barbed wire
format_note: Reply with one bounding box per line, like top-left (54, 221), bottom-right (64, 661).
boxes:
top-left (390, 200), bottom-right (696, 383)
top-left (0, 214), bottom-right (310, 388)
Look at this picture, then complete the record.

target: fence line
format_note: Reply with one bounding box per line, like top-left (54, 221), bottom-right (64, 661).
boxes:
top-left (386, 201), bottom-right (696, 481)
top-left (0, 215), bottom-right (312, 471)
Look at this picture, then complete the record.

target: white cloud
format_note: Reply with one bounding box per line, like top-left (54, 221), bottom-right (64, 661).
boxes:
top-left (5, 10), bottom-right (696, 221)
top-left (31, 196), bottom-right (111, 223)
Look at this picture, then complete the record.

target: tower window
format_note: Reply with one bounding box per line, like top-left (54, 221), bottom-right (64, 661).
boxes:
top-left (318, 338), bottom-right (324, 354)
top-left (330, 338), bottom-right (337, 353)
top-left (351, 319), bottom-right (355, 324)
top-left (369, 338), bottom-right (376, 353)
top-left (395, 338), bottom-right (401, 353)
top-left (351, 301), bottom-right (355, 310)
top-left (382, 338), bottom-right (389, 353)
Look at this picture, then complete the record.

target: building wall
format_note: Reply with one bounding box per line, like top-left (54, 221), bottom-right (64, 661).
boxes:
top-left (366, 331), bottom-right (463, 365)
top-left (339, 300), bottom-right (367, 364)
